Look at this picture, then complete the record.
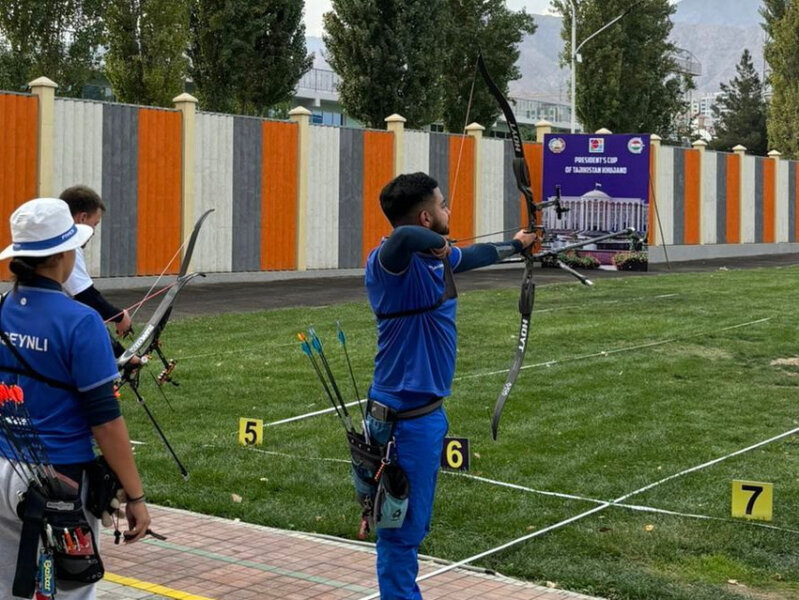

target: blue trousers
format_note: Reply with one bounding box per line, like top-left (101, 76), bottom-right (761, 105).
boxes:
top-left (367, 408), bottom-right (449, 600)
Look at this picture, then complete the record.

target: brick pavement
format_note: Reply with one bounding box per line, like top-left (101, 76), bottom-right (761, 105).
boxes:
top-left (96, 505), bottom-right (604, 600)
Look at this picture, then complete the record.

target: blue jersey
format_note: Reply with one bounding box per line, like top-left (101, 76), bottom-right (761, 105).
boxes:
top-left (365, 242), bottom-right (463, 409)
top-left (0, 280), bottom-right (119, 464)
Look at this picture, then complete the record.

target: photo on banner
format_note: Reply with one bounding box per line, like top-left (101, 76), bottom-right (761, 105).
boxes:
top-left (542, 133), bottom-right (650, 270)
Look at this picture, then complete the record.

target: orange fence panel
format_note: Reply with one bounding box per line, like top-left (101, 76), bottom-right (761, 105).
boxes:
top-left (762, 158), bottom-right (775, 243)
top-left (136, 109), bottom-right (182, 275)
top-left (726, 154), bottom-right (741, 244)
top-left (0, 94), bottom-right (38, 277)
top-left (683, 149), bottom-right (701, 245)
top-left (361, 131), bottom-right (394, 264)
top-left (448, 135), bottom-right (474, 242)
top-left (261, 121), bottom-right (298, 271)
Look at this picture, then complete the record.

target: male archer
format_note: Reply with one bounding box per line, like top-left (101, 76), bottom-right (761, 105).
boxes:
top-left (59, 186), bottom-right (137, 362)
top-left (363, 172), bottom-right (535, 599)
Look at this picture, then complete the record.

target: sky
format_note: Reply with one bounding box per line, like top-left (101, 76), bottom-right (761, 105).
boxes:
top-left (303, 1), bottom-right (557, 37)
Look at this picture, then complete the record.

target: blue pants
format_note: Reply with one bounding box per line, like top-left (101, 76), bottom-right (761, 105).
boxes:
top-left (367, 408), bottom-right (449, 600)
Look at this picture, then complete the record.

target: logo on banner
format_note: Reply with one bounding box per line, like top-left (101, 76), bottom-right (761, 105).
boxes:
top-left (548, 137), bottom-right (566, 154)
top-left (589, 137), bottom-right (605, 153)
top-left (628, 137), bottom-right (645, 154)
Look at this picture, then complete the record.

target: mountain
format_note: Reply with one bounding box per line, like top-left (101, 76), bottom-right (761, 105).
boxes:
top-left (306, 0), bottom-right (766, 99)
top-left (509, 14), bottom-right (569, 102)
top-left (669, 0), bottom-right (765, 93)
top-left (672, 0), bottom-right (761, 27)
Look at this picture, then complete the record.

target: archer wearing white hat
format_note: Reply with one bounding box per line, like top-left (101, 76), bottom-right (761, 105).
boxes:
top-left (0, 198), bottom-right (151, 599)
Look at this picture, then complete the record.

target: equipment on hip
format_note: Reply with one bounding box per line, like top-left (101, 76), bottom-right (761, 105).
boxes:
top-left (0, 384), bottom-right (103, 598)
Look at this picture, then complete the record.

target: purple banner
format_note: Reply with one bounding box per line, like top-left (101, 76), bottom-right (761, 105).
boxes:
top-left (542, 133), bottom-right (650, 238)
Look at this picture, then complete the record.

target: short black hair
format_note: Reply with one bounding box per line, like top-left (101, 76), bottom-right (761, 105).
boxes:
top-left (59, 185), bottom-right (106, 216)
top-left (379, 172), bottom-right (439, 226)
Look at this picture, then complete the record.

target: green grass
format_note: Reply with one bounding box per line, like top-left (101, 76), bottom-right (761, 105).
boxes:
top-left (121, 265), bottom-right (799, 600)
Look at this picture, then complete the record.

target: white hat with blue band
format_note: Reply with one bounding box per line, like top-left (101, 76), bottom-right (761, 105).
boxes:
top-left (0, 198), bottom-right (94, 260)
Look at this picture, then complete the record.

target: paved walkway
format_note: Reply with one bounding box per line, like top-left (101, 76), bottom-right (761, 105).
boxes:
top-left (96, 505), bottom-right (603, 600)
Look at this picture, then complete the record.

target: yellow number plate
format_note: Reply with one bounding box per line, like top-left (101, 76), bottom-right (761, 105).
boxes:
top-left (731, 480), bottom-right (773, 521)
top-left (238, 418), bottom-right (264, 446)
top-left (441, 437), bottom-right (470, 471)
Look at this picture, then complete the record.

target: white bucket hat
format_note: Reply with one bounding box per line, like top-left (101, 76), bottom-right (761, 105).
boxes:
top-left (0, 198), bottom-right (94, 260)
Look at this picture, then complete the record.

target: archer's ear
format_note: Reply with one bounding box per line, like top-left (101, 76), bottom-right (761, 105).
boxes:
top-left (417, 209), bottom-right (432, 228)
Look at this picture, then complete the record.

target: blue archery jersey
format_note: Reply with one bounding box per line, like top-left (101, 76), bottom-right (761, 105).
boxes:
top-left (365, 242), bottom-right (463, 409)
top-left (0, 281), bottom-right (120, 464)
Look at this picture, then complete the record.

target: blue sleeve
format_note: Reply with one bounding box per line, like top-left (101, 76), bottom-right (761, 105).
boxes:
top-left (455, 240), bottom-right (524, 273)
top-left (79, 380), bottom-right (121, 427)
top-left (378, 226), bottom-right (448, 274)
top-left (69, 313), bottom-right (121, 392)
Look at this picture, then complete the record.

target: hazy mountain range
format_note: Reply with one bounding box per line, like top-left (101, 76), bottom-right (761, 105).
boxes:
top-left (308, 0), bottom-right (766, 101)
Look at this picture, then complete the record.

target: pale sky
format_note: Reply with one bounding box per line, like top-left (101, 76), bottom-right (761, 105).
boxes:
top-left (303, 1), bottom-right (557, 37)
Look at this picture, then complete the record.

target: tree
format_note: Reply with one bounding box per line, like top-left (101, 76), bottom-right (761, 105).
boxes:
top-left (189, 0), bottom-right (312, 116)
top-left (104, 0), bottom-right (190, 106)
top-left (762, 0), bottom-right (799, 158)
top-left (552, 0), bottom-right (693, 135)
top-left (323, 0), bottom-right (445, 129)
top-left (0, 0), bottom-right (104, 96)
top-left (709, 49), bottom-right (767, 155)
top-left (439, 0), bottom-right (536, 133)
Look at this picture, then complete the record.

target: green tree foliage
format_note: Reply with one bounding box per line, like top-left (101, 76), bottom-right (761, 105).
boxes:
top-left (439, 0), bottom-right (536, 133)
top-left (103, 0), bottom-right (190, 106)
top-left (0, 0), bottom-right (104, 95)
top-left (323, 0), bottom-right (445, 129)
top-left (709, 50), bottom-right (767, 156)
top-left (762, 0), bottom-right (799, 158)
top-left (189, 0), bottom-right (312, 116)
top-left (552, 0), bottom-right (692, 135)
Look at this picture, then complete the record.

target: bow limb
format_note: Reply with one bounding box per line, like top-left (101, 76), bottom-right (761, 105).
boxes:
top-left (476, 53), bottom-right (537, 235)
top-left (178, 208), bottom-right (215, 278)
top-left (476, 52), bottom-right (538, 440)
top-left (114, 209), bottom-right (214, 479)
top-left (118, 208), bottom-right (215, 369)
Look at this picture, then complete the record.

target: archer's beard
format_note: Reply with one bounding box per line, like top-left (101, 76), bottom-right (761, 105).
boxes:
top-left (432, 221), bottom-right (449, 236)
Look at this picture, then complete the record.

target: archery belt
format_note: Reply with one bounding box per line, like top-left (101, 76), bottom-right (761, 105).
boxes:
top-left (348, 431), bottom-right (410, 536)
top-left (349, 398), bottom-right (442, 537)
top-left (14, 478), bottom-right (104, 598)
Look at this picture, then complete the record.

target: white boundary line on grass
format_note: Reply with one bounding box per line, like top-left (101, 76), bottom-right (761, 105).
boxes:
top-left (243, 445), bottom-right (799, 538)
top-left (455, 317), bottom-right (771, 381)
top-left (534, 292), bottom-right (679, 315)
top-left (355, 422), bottom-right (799, 599)
top-left (247, 447), bottom-right (350, 463)
top-left (266, 316), bottom-right (771, 427)
top-left (455, 473), bottom-right (799, 536)
top-left (178, 341), bottom-right (297, 361)
top-left (186, 293), bottom-right (681, 363)
top-left (265, 400), bottom-right (365, 427)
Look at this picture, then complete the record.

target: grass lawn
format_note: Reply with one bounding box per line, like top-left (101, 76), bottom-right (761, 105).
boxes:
top-left (120, 264), bottom-right (799, 600)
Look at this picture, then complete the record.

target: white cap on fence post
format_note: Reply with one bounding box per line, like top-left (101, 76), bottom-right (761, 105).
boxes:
top-left (173, 93), bottom-right (199, 254)
top-left (535, 120), bottom-right (552, 143)
top-left (385, 114), bottom-right (406, 176)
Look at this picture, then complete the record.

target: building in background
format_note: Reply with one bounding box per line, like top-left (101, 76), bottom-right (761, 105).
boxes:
top-left (293, 67), bottom-right (575, 134)
top-left (542, 183), bottom-right (648, 235)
